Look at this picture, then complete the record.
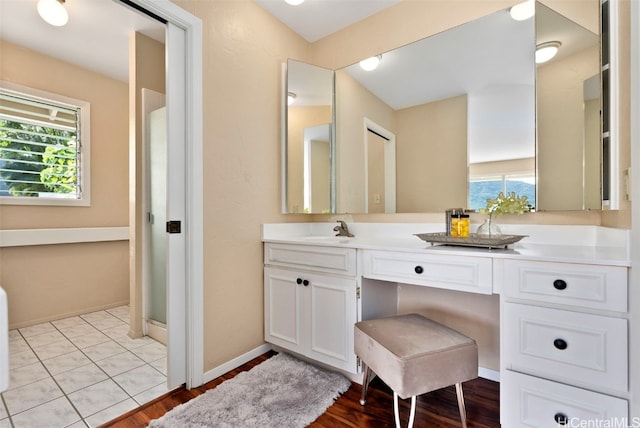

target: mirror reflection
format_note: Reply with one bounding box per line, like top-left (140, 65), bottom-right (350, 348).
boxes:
top-left (535, 2), bottom-right (601, 210)
top-left (335, 8), bottom-right (535, 213)
top-left (285, 60), bottom-right (334, 213)
top-left (283, 2), bottom-right (602, 214)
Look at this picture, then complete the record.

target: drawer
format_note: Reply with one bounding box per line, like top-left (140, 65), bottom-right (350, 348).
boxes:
top-left (264, 243), bottom-right (357, 276)
top-left (503, 260), bottom-right (627, 312)
top-left (503, 302), bottom-right (628, 393)
top-left (362, 250), bottom-right (492, 294)
top-left (502, 370), bottom-right (628, 427)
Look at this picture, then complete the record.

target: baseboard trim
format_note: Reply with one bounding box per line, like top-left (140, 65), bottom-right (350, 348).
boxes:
top-left (479, 367), bottom-right (500, 382)
top-left (202, 343), bottom-right (272, 385)
top-left (9, 300), bottom-right (130, 330)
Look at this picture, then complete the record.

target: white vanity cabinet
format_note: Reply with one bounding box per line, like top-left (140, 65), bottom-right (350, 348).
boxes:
top-left (263, 243), bottom-right (358, 372)
top-left (501, 259), bottom-right (629, 427)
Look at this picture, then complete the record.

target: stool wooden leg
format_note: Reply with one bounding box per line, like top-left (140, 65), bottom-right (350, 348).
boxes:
top-left (393, 392), bottom-right (416, 428)
top-left (455, 382), bottom-right (468, 428)
top-left (360, 364), bottom-right (372, 405)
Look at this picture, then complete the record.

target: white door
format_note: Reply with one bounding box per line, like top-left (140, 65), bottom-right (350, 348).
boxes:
top-left (132, 0), bottom-right (203, 390)
top-left (165, 21), bottom-right (187, 389)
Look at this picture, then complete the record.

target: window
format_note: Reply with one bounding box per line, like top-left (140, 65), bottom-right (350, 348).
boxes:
top-left (469, 173), bottom-right (535, 211)
top-left (0, 81), bottom-right (90, 206)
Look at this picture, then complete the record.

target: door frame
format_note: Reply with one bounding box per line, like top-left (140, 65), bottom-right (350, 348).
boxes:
top-left (363, 118), bottom-right (396, 213)
top-left (129, 0), bottom-right (203, 389)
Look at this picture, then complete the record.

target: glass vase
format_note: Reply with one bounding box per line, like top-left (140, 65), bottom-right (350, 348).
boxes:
top-left (476, 217), bottom-right (502, 237)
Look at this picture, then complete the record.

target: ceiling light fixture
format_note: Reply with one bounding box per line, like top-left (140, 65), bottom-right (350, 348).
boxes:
top-left (287, 92), bottom-right (296, 106)
top-left (535, 41), bottom-right (561, 64)
top-left (359, 55), bottom-right (382, 71)
top-left (284, 0), bottom-right (304, 5)
top-left (509, 0), bottom-right (535, 21)
top-left (37, 0), bottom-right (69, 27)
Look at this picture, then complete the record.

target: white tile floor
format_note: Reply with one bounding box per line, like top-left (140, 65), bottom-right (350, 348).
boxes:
top-left (0, 306), bottom-right (169, 428)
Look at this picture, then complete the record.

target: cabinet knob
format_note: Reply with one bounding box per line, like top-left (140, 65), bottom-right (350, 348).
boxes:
top-left (414, 266), bottom-right (424, 274)
top-left (554, 412), bottom-right (569, 425)
top-left (296, 278), bottom-right (303, 285)
top-left (553, 338), bottom-right (568, 350)
top-left (553, 279), bottom-right (567, 290)
top-left (303, 279), bottom-right (309, 286)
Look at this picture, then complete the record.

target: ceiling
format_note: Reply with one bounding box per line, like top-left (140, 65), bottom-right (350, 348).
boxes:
top-left (253, 0), bottom-right (401, 43)
top-left (0, 0), bottom-right (397, 83)
top-left (0, 0), bottom-right (597, 102)
top-left (0, 0), bottom-right (166, 83)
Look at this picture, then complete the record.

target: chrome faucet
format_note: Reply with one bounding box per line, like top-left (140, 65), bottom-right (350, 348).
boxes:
top-left (333, 220), bottom-right (354, 237)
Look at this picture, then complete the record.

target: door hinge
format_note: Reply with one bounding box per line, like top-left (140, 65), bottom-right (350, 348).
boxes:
top-left (166, 220), bottom-right (181, 234)
top-left (356, 287), bottom-right (361, 299)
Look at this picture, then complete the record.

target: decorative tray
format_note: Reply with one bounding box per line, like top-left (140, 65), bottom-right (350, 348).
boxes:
top-left (414, 232), bottom-right (527, 249)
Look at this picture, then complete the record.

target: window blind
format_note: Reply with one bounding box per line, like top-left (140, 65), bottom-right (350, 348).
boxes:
top-left (0, 90), bottom-right (81, 199)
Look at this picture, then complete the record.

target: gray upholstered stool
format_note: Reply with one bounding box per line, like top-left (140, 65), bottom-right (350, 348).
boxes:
top-left (354, 313), bottom-right (478, 428)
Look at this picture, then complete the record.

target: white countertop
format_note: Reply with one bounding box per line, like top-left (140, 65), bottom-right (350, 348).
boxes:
top-left (262, 223), bottom-right (631, 267)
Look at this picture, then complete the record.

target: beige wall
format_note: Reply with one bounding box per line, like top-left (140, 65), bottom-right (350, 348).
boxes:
top-left (129, 33), bottom-right (166, 338)
top-left (173, 0), bottom-right (309, 372)
top-left (1, 242), bottom-right (129, 328)
top-left (286, 105), bottom-right (331, 213)
top-left (0, 40), bottom-right (129, 328)
top-left (537, 46), bottom-right (599, 211)
top-left (335, 70), bottom-right (395, 213)
top-left (398, 286), bottom-right (500, 371)
top-left (396, 95), bottom-right (468, 212)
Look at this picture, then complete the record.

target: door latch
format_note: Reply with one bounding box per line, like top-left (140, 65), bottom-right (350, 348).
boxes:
top-left (166, 220), bottom-right (181, 234)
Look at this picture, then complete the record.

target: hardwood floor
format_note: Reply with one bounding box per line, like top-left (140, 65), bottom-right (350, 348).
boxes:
top-left (101, 351), bottom-right (500, 428)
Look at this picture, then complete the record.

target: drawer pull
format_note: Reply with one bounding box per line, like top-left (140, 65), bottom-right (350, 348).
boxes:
top-left (303, 279), bottom-right (309, 286)
top-left (554, 412), bottom-right (569, 425)
top-left (553, 279), bottom-right (567, 290)
top-left (414, 266), bottom-right (424, 274)
top-left (553, 338), bottom-right (568, 350)
top-left (296, 278), bottom-right (303, 285)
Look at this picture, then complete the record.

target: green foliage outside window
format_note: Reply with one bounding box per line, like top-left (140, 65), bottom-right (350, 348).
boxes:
top-left (0, 119), bottom-right (77, 197)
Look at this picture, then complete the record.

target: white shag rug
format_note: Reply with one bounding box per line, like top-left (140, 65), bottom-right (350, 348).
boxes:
top-left (148, 352), bottom-right (352, 428)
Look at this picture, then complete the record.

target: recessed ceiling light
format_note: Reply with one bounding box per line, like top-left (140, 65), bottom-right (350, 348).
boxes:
top-left (536, 41), bottom-right (561, 64)
top-left (359, 55), bottom-right (382, 71)
top-left (284, 0), bottom-right (304, 5)
top-left (37, 0), bottom-right (69, 27)
top-left (509, 0), bottom-right (535, 21)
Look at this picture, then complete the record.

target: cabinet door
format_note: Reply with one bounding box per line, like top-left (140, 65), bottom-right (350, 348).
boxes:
top-left (306, 272), bottom-right (357, 372)
top-left (264, 267), bottom-right (305, 355)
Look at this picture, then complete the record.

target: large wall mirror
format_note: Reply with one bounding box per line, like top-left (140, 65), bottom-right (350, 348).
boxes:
top-left (285, 60), bottom-right (335, 214)
top-left (283, 1), bottom-right (602, 214)
top-left (536, 2), bottom-right (601, 211)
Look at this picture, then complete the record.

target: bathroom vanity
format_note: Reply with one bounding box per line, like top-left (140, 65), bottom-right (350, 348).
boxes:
top-left (263, 222), bottom-right (630, 426)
